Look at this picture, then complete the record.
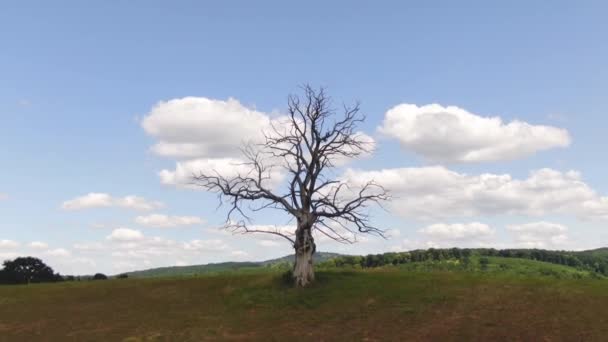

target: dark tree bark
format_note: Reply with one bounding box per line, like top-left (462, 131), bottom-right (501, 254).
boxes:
top-left (193, 85), bottom-right (388, 287)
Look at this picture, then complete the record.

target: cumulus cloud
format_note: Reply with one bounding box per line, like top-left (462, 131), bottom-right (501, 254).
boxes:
top-left (230, 250), bottom-right (249, 258)
top-left (343, 167), bottom-right (608, 220)
top-left (183, 239), bottom-right (229, 252)
top-left (419, 222), bottom-right (494, 240)
top-left (158, 157), bottom-right (285, 189)
top-left (388, 224), bottom-right (496, 251)
top-left (73, 242), bottom-right (105, 251)
top-left (389, 239), bottom-right (440, 252)
top-left (29, 241), bottom-right (49, 249)
top-left (239, 224), bottom-right (296, 240)
top-left (135, 214), bottom-right (204, 228)
top-left (382, 229), bottom-right (402, 239)
top-left (107, 228), bottom-right (145, 242)
top-left (72, 230), bottom-right (243, 272)
top-left (117, 196), bottom-right (163, 211)
top-left (142, 97), bottom-right (271, 159)
top-left (507, 222), bottom-right (569, 248)
top-left (378, 104), bottom-right (570, 163)
top-left (62, 193), bottom-right (163, 211)
top-left (257, 239), bottom-right (281, 247)
top-left (62, 193), bottom-right (113, 209)
top-left (0, 240), bottom-right (19, 249)
top-left (46, 248), bottom-right (71, 257)
top-left (143, 96), bottom-right (374, 189)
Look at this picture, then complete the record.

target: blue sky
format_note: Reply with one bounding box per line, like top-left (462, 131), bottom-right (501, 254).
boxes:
top-left (1, 1), bottom-right (607, 274)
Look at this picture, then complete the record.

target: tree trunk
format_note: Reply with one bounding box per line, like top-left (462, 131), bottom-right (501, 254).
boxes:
top-left (293, 222), bottom-right (316, 287)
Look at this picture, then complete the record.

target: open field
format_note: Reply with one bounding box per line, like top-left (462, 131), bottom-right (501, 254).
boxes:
top-left (2, 258), bottom-right (608, 341)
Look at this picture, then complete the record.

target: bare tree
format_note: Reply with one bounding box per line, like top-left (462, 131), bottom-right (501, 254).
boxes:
top-left (194, 86), bottom-right (389, 287)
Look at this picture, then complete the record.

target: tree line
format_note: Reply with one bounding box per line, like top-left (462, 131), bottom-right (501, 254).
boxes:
top-left (317, 248), bottom-right (608, 276)
top-left (0, 256), bottom-right (119, 285)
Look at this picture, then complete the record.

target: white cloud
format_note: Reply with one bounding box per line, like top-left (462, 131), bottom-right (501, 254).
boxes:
top-left (257, 239), bottom-right (281, 247)
top-left (389, 239), bottom-right (440, 252)
top-left (107, 228), bottom-right (145, 242)
top-left (231, 250), bottom-right (249, 258)
top-left (28, 241), bottom-right (49, 249)
top-left (183, 239), bottom-right (228, 252)
top-left (419, 222), bottom-right (494, 240)
top-left (243, 224), bottom-right (296, 240)
top-left (135, 214), bottom-right (204, 228)
top-left (158, 157), bottom-right (285, 189)
top-left (62, 193), bottom-right (163, 211)
top-left (507, 222), bottom-right (569, 248)
top-left (390, 224), bottom-right (498, 250)
top-left (62, 193), bottom-right (112, 209)
top-left (343, 167), bottom-right (608, 220)
top-left (144, 96), bottom-right (373, 190)
top-left (378, 104), bottom-right (570, 163)
top-left (0, 240), bottom-right (19, 249)
top-left (116, 196), bottom-right (163, 211)
top-left (384, 228), bottom-right (402, 239)
top-left (46, 248), bottom-right (71, 257)
top-left (73, 242), bottom-right (105, 251)
top-left (142, 97), bottom-right (271, 159)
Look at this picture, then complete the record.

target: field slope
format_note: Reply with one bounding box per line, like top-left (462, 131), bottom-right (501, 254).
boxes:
top-left (1, 258), bottom-right (608, 341)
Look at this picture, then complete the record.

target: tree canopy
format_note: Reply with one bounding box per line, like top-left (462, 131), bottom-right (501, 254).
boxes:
top-left (0, 257), bottom-right (61, 284)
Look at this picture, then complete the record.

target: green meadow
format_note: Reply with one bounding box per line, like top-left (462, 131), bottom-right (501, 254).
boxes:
top-left (1, 256), bottom-right (608, 341)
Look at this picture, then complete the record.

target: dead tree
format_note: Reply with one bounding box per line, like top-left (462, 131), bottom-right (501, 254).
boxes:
top-left (193, 86), bottom-right (388, 287)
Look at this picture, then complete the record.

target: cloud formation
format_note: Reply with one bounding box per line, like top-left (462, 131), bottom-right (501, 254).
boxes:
top-left (158, 157), bottom-right (285, 189)
top-left (419, 222), bottom-right (494, 241)
top-left (62, 193), bottom-right (163, 211)
top-left (378, 104), bottom-right (570, 163)
top-left (107, 228), bottom-right (145, 242)
top-left (143, 96), bottom-right (373, 189)
top-left (344, 167), bottom-right (608, 220)
top-left (29, 241), bottom-right (49, 249)
top-left (46, 248), bottom-right (71, 257)
top-left (507, 222), bottom-right (569, 248)
top-left (142, 97), bottom-right (270, 159)
top-left (135, 214), bottom-right (204, 228)
top-left (0, 240), bottom-right (19, 249)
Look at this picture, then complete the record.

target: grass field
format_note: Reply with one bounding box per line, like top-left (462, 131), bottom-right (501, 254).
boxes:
top-left (1, 258), bottom-right (608, 341)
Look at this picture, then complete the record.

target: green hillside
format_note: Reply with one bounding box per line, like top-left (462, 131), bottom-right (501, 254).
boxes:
top-left (123, 248), bottom-right (608, 279)
top-left (126, 262), bottom-right (261, 278)
top-left (1, 265), bottom-right (608, 341)
top-left (393, 256), bottom-right (599, 279)
top-left (125, 252), bottom-right (343, 278)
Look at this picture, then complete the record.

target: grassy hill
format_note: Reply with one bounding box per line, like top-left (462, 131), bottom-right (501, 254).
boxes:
top-left (1, 260), bottom-right (608, 341)
top-left (396, 255), bottom-right (599, 279)
top-left (122, 248), bottom-right (608, 280)
top-left (126, 262), bottom-right (261, 278)
top-left (125, 251), bottom-right (343, 278)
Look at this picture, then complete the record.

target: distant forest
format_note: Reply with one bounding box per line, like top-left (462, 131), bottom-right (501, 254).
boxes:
top-left (317, 248), bottom-right (608, 276)
top-left (3, 248), bottom-right (608, 284)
